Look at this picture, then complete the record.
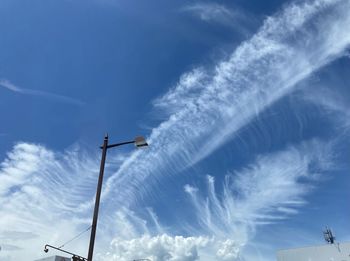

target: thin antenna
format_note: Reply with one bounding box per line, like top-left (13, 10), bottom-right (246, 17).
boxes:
top-left (323, 227), bottom-right (335, 244)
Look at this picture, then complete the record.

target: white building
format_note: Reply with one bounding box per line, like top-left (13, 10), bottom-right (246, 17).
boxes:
top-left (34, 255), bottom-right (71, 261)
top-left (277, 242), bottom-right (350, 261)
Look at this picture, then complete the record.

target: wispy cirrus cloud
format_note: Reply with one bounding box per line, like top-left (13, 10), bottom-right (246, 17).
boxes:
top-left (97, 0), bottom-right (350, 258)
top-left (0, 143), bottom-right (100, 260)
top-left (106, 140), bottom-right (333, 261)
top-left (1, 0), bottom-right (350, 260)
top-left (102, 0), bottom-right (350, 209)
top-left (181, 2), bottom-right (253, 34)
top-left (185, 140), bottom-right (332, 238)
top-left (345, 50), bottom-right (350, 58)
top-left (0, 140), bottom-right (331, 260)
top-left (0, 79), bottom-right (85, 106)
top-left (183, 3), bottom-right (236, 23)
top-left (305, 87), bottom-right (350, 127)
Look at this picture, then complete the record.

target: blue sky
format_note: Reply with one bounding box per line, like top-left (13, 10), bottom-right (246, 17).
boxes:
top-left (0, 0), bottom-right (350, 260)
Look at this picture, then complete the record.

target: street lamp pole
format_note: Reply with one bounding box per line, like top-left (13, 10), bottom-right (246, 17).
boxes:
top-left (87, 134), bottom-right (108, 261)
top-left (87, 134), bottom-right (148, 261)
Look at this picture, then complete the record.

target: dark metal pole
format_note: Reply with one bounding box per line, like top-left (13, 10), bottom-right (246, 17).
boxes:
top-left (44, 244), bottom-right (87, 260)
top-left (87, 134), bottom-right (109, 261)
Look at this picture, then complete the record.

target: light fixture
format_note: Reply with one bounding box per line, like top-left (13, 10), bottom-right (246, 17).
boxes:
top-left (134, 136), bottom-right (148, 148)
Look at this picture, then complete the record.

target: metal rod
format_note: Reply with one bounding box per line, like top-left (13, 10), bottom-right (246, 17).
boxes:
top-left (106, 140), bottom-right (134, 149)
top-left (87, 134), bottom-right (109, 261)
top-left (44, 244), bottom-right (87, 260)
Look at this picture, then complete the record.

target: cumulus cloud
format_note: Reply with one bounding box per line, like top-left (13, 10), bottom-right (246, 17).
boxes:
top-left (106, 235), bottom-right (210, 261)
top-left (98, 230), bottom-right (246, 261)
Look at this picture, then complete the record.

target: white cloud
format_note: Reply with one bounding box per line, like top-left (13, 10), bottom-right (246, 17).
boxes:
top-left (0, 79), bottom-right (84, 106)
top-left (97, 140), bottom-right (332, 261)
top-left (342, 48), bottom-right (350, 58)
top-left (1, 0), bottom-right (350, 260)
top-left (0, 80), bottom-right (22, 92)
top-left (183, 140), bottom-right (332, 260)
top-left (182, 3), bottom-right (252, 34)
top-left (106, 235), bottom-right (211, 261)
top-left (0, 140), bottom-right (333, 260)
top-left (302, 86), bottom-right (350, 130)
top-left (0, 244), bottom-right (21, 252)
top-left (0, 143), bottom-right (53, 197)
top-left (102, 0), bottom-right (350, 210)
top-left (98, 231), bottom-right (247, 261)
top-left (183, 3), bottom-right (236, 23)
top-left (0, 143), bottom-right (100, 260)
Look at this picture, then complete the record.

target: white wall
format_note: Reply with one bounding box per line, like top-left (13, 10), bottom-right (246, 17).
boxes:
top-left (277, 242), bottom-right (350, 261)
top-left (34, 255), bottom-right (71, 261)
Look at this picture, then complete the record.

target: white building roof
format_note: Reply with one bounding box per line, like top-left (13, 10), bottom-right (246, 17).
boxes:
top-left (34, 255), bottom-right (71, 261)
top-left (277, 242), bottom-right (350, 261)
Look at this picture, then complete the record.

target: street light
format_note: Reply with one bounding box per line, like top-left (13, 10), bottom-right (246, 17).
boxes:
top-left (43, 134), bottom-right (148, 261)
top-left (87, 134), bottom-right (148, 261)
top-left (44, 244), bottom-right (87, 261)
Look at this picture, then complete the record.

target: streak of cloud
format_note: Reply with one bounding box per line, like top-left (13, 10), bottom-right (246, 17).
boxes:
top-left (185, 140), bottom-right (332, 238)
top-left (181, 2), bottom-right (253, 35)
top-left (0, 244), bottom-right (21, 251)
top-left (102, 0), bottom-right (350, 208)
top-left (303, 86), bottom-right (350, 129)
top-left (345, 50), bottom-right (350, 58)
top-left (0, 79), bottom-right (85, 106)
top-left (183, 3), bottom-right (236, 23)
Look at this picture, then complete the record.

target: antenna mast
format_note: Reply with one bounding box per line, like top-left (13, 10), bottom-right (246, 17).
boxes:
top-left (323, 227), bottom-right (335, 244)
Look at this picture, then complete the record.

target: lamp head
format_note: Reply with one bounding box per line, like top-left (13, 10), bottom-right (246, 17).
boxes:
top-left (134, 136), bottom-right (148, 148)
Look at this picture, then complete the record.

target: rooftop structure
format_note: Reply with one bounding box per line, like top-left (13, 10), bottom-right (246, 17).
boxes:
top-left (277, 242), bottom-right (350, 261)
top-left (34, 255), bottom-right (71, 261)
